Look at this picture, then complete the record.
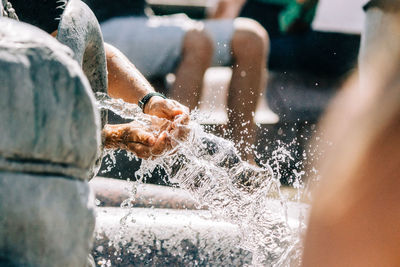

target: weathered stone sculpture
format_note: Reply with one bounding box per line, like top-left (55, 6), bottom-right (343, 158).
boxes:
top-left (57, 0), bottom-right (108, 102)
top-left (0, 14), bottom-right (100, 267)
top-left (1, 0), bottom-right (18, 20)
top-left (56, 0), bottom-right (108, 176)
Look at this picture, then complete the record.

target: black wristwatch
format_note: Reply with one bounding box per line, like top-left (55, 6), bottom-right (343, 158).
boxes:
top-left (138, 92), bottom-right (166, 111)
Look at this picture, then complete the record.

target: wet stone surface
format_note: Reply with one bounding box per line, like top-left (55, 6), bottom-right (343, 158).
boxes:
top-left (93, 207), bottom-right (253, 266)
top-left (0, 18), bottom-right (100, 180)
top-left (0, 172), bottom-right (96, 267)
top-left (0, 14), bottom-right (100, 266)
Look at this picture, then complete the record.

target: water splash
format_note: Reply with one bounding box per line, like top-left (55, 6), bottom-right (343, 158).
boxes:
top-left (95, 93), bottom-right (308, 266)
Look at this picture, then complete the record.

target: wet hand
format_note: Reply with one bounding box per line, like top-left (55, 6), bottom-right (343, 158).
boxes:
top-left (144, 96), bottom-right (191, 142)
top-left (144, 96), bottom-right (190, 123)
top-left (148, 114), bottom-right (191, 147)
top-left (103, 122), bottom-right (172, 159)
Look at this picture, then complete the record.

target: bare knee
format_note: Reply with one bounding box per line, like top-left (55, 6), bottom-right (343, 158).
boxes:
top-left (182, 28), bottom-right (214, 65)
top-left (232, 18), bottom-right (269, 61)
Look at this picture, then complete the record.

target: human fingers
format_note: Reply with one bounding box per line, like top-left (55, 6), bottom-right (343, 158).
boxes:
top-left (124, 124), bottom-right (156, 146)
top-left (126, 142), bottom-right (153, 159)
top-left (145, 97), bottom-right (190, 121)
top-left (150, 116), bottom-right (171, 132)
top-left (103, 123), bottom-right (154, 149)
top-left (149, 131), bottom-right (172, 158)
top-left (103, 122), bottom-right (161, 159)
top-left (127, 130), bottom-right (173, 159)
top-left (124, 126), bottom-right (160, 159)
top-left (169, 124), bottom-right (190, 143)
top-left (173, 113), bottom-right (190, 125)
top-left (168, 100), bottom-right (190, 119)
top-left (166, 114), bottom-right (191, 142)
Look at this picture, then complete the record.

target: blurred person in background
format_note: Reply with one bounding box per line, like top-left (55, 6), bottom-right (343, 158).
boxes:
top-left (84, 0), bottom-right (269, 164)
top-left (302, 50), bottom-right (400, 267)
top-left (212, 0), bottom-right (363, 185)
top-left (213, 0), bottom-right (360, 80)
top-left (359, 0), bottom-right (400, 86)
top-left (302, 1), bottom-right (400, 265)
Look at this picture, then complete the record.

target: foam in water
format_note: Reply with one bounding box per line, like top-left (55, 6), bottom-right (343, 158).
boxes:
top-left (95, 93), bottom-right (308, 266)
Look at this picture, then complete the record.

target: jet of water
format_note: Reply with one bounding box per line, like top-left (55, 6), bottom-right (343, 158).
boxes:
top-left (95, 93), bottom-right (307, 266)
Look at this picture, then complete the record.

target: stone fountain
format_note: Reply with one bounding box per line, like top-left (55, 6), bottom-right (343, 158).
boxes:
top-left (0, 13), bottom-right (100, 267)
top-left (0, 0), bottom-right (107, 265)
top-left (0, 1), bottom-right (303, 266)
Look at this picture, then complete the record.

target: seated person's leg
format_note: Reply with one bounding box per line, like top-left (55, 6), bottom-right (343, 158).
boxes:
top-left (204, 17), bottom-right (269, 162)
top-left (100, 14), bottom-right (214, 110)
top-left (102, 13), bottom-right (269, 162)
top-left (172, 27), bottom-right (214, 110)
top-left (100, 15), bottom-right (188, 81)
top-left (230, 18), bottom-right (268, 162)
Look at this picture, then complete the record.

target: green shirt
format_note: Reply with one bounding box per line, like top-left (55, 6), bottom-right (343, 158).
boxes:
top-left (255, 0), bottom-right (318, 33)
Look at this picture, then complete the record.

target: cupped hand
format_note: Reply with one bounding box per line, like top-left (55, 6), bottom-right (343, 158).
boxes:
top-left (144, 96), bottom-right (191, 142)
top-left (144, 96), bottom-right (190, 122)
top-left (103, 122), bottom-right (172, 159)
top-left (167, 114), bottom-right (191, 144)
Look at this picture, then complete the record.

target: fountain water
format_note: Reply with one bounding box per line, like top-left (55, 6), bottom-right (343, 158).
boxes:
top-left (95, 93), bottom-right (309, 266)
top-left (0, 0), bottom-right (308, 265)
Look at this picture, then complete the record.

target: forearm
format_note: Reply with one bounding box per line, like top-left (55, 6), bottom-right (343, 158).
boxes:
top-left (104, 43), bottom-right (190, 122)
top-left (104, 42), bottom-right (154, 104)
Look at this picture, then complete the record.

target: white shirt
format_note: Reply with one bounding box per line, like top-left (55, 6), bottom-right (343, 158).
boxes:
top-left (312, 0), bottom-right (369, 34)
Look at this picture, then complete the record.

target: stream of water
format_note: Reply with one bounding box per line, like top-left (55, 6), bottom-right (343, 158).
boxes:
top-left (95, 93), bottom-right (309, 266)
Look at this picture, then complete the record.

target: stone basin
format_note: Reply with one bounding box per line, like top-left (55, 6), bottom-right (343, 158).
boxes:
top-left (93, 207), bottom-right (252, 266)
top-left (91, 177), bottom-right (306, 266)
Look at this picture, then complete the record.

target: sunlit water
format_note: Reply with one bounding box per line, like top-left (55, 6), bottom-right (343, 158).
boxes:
top-left (95, 93), bottom-right (309, 266)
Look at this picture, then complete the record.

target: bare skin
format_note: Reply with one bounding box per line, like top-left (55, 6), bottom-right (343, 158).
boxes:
top-left (302, 47), bottom-right (400, 266)
top-left (171, 19), bottom-right (268, 162)
top-left (105, 43), bottom-right (190, 120)
top-left (51, 30), bottom-right (190, 159)
top-left (211, 0), bottom-right (245, 19)
top-left (103, 122), bottom-right (171, 159)
top-left (103, 43), bottom-right (190, 158)
top-left (227, 18), bottom-right (268, 162)
top-left (171, 29), bottom-right (214, 109)
top-left (301, 11), bottom-right (400, 266)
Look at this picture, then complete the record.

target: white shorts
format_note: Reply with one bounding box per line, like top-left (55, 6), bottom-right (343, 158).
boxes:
top-left (100, 14), bottom-right (235, 78)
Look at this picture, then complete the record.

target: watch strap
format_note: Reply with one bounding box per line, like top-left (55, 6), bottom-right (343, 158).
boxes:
top-left (138, 92), bottom-right (166, 111)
